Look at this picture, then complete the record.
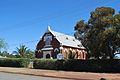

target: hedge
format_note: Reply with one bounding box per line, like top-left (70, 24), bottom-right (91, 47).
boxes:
top-left (1, 58), bottom-right (120, 72)
top-left (33, 59), bottom-right (120, 73)
top-left (33, 59), bottom-right (57, 70)
top-left (0, 58), bottom-right (31, 67)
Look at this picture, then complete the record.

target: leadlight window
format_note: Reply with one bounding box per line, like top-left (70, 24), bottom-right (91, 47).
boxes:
top-left (44, 34), bottom-right (52, 47)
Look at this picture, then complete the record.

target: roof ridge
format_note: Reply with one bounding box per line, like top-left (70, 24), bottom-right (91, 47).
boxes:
top-left (44, 26), bottom-right (85, 49)
top-left (51, 29), bottom-right (74, 38)
top-left (46, 25), bottom-right (73, 38)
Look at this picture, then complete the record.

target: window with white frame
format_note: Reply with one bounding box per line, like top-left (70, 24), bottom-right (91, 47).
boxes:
top-left (44, 34), bottom-right (52, 47)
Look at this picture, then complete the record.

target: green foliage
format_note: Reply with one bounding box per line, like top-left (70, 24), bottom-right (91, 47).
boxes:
top-left (0, 38), bottom-right (8, 51)
top-left (16, 45), bottom-right (28, 57)
top-left (68, 50), bottom-right (75, 59)
top-left (16, 45), bottom-right (35, 58)
top-left (21, 58), bottom-right (33, 68)
top-left (33, 59), bottom-right (120, 73)
top-left (33, 59), bottom-right (57, 70)
top-left (0, 58), bottom-right (33, 68)
top-left (74, 7), bottom-right (120, 59)
top-left (89, 7), bottom-right (115, 28)
top-left (0, 58), bottom-right (23, 67)
top-left (0, 51), bottom-right (18, 58)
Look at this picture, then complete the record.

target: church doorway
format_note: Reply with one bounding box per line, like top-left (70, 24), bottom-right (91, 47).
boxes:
top-left (46, 54), bottom-right (50, 58)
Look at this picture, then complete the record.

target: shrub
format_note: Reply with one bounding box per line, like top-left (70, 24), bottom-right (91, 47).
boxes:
top-left (68, 51), bottom-right (75, 59)
top-left (0, 58), bottom-right (31, 67)
top-left (33, 59), bottom-right (57, 70)
top-left (33, 59), bottom-right (120, 73)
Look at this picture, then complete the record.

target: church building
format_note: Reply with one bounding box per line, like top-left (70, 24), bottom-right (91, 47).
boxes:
top-left (35, 26), bottom-right (87, 59)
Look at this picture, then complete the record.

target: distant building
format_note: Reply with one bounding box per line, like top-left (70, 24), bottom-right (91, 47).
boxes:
top-left (35, 26), bottom-right (87, 59)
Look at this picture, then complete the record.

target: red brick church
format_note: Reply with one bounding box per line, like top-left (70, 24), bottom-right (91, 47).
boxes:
top-left (35, 26), bottom-right (87, 59)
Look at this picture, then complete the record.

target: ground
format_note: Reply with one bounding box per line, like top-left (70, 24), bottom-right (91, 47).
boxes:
top-left (0, 67), bottom-right (120, 80)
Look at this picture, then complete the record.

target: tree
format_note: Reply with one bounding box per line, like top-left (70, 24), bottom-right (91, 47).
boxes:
top-left (74, 7), bottom-right (120, 59)
top-left (68, 50), bottom-right (75, 59)
top-left (0, 38), bottom-right (8, 52)
top-left (16, 45), bottom-right (34, 58)
top-left (25, 49), bottom-right (35, 58)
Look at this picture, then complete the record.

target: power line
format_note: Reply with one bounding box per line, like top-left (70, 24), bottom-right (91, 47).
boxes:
top-left (0, 0), bottom-right (111, 33)
top-left (9, 40), bottom-right (39, 47)
top-left (2, 0), bottom-right (114, 51)
top-left (8, 32), bottom-right (74, 47)
top-left (5, 0), bottom-right (112, 43)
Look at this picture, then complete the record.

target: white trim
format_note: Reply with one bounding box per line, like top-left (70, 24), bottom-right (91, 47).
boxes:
top-left (54, 48), bottom-right (59, 52)
top-left (43, 51), bottom-right (51, 58)
top-left (41, 47), bottom-right (53, 51)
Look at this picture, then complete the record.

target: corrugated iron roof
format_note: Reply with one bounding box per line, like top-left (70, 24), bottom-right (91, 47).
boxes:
top-left (47, 26), bottom-right (85, 49)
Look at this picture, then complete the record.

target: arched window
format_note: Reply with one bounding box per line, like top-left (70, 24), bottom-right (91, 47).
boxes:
top-left (45, 37), bottom-right (51, 45)
top-left (64, 49), bottom-right (68, 59)
top-left (44, 34), bottom-right (52, 47)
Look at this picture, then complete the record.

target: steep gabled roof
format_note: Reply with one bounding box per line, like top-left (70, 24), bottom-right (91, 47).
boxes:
top-left (46, 26), bottom-right (85, 49)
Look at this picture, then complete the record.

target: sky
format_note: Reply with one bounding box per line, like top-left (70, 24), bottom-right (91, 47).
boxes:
top-left (0, 0), bottom-right (120, 53)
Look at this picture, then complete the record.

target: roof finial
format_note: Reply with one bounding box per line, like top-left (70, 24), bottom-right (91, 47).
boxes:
top-left (48, 25), bottom-right (51, 31)
top-left (46, 25), bottom-right (52, 32)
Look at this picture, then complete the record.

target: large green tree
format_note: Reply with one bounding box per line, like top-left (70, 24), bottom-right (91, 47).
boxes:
top-left (74, 7), bottom-right (120, 59)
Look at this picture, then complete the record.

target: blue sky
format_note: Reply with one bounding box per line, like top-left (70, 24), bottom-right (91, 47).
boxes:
top-left (0, 0), bottom-right (119, 53)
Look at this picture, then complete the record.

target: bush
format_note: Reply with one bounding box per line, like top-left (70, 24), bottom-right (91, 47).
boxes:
top-left (33, 59), bottom-right (120, 73)
top-left (0, 58), bottom-right (31, 67)
top-left (33, 59), bottom-right (57, 70)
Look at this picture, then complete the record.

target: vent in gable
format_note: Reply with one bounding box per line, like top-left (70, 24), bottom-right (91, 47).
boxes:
top-left (78, 44), bottom-right (82, 47)
top-left (73, 39), bottom-right (75, 41)
top-left (66, 37), bottom-right (68, 40)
